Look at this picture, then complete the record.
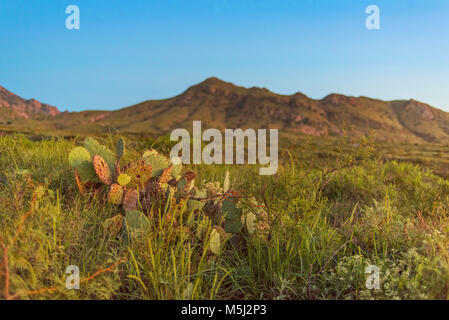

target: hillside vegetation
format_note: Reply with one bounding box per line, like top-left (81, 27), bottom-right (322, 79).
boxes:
top-left (1, 134), bottom-right (449, 300)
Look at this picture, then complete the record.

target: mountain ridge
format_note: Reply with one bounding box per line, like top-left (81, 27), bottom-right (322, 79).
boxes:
top-left (0, 85), bottom-right (60, 122)
top-left (2, 77), bottom-right (449, 143)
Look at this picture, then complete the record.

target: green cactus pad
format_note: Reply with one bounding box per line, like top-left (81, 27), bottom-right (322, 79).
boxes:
top-left (69, 146), bottom-right (97, 183)
top-left (223, 197), bottom-right (243, 233)
top-left (69, 147), bottom-right (91, 169)
top-left (125, 210), bottom-right (150, 232)
top-left (142, 149), bottom-right (170, 177)
top-left (116, 137), bottom-right (125, 160)
top-left (117, 173), bottom-right (131, 187)
top-left (75, 160), bottom-right (97, 183)
top-left (108, 183), bottom-right (124, 205)
top-left (84, 137), bottom-right (116, 176)
top-left (93, 155), bottom-right (113, 185)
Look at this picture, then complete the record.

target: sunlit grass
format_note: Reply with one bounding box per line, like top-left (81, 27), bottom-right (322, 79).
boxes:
top-left (1, 134), bottom-right (449, 300)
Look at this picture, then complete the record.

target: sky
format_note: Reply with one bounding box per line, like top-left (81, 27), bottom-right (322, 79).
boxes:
top-left (0, 0), bottom-right (448, 112)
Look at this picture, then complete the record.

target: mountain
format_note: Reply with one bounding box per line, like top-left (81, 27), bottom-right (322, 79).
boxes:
top-left (3, 77), bottom-right (449, 143)
top-left (0, 85), bottom-right (60, 122)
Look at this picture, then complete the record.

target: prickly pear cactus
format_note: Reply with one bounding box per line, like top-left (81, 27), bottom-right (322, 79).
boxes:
top-left (124, 160), bottom-right (152, 189)
top-left (222, 197), bottom-right (243, 234)
top-left (125, 210), bottom-right (150, 233)
top-left (69, 147), bottom-right (97, 183)
top-left (69, 137), bottom-right (249, 252)
top-left (159, 165), bottom-right (172, 185)
top-left (116, 137), bottom-right (125, 160)
top-left (117, 173), bottom-right (131, 187)
top-left (69, 146), bottom-right (91, 169)
top-left (142, 149), bottom-right (170, 177)
top-left (84, 137), bottom-right (116, 174)
top-left (93, 155), bottom-right (113, 185)
top-left (123, 189), bottom-right (139, 211)
top-left (108, 183), bottom-right (124, 205)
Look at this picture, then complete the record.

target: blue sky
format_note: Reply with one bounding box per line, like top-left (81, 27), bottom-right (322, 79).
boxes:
top-left (0, 0), bottom-right (448, 111)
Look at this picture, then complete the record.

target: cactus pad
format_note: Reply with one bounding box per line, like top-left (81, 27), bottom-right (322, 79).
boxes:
top-left (69, 146), bottom-right (97, 182)
top-left (84, 138), bottom-right (116, 176)
top-left (222, 197), bottom-right (243, 233)
top-left (124, 160), bottom-right (152, 189)
top-left (108, 183), bottom-right (124, 205)
top-left (93, 155), bottom-right (113, 185)
top-left (125, 210), bottom-right (150, 232)
top-left (76, 160), bottom-right (97, 183)
top-left (159, 165), bottom-right (172, 185)
top-left (117, 173), bottom-right (131, 187)
top-left (116, 137), bottom-right (125, 160)
top-left (69, 147), bottom-right (91, 169)
top-left (142, 149), bottom-right (170, 177)
top-left (123, 189), bottom-right (139, 211)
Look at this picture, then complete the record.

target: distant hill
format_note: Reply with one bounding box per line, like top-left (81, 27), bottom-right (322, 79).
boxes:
top-left (3, 77), bottom-right (449, 143)
top-left (0, 86), bottom-right (59, 123)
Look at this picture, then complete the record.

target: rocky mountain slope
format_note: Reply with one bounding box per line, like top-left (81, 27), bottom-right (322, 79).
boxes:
top-left (2, 78), bottom-right (449, 143)
top-left (0, 86), bottom-right (59, 123)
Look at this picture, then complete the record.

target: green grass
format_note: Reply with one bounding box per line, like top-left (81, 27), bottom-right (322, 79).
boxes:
top-left (1, 134), bottom-right (449, 300)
